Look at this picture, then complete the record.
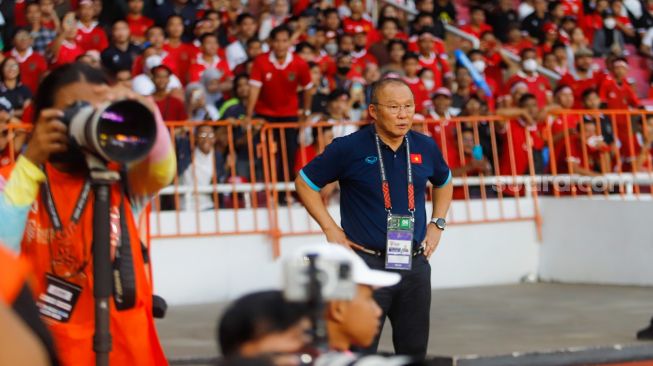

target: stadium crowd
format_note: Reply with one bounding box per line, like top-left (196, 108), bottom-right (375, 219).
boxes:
top-left (0, 0), bottom-right (653, 205)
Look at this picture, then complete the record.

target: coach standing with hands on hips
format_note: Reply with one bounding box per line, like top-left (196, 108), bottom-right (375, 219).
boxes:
top-left (296, 78), bottom-right (453, 359)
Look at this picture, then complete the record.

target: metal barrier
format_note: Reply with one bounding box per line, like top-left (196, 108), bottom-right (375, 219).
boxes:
top-left (3, 111), bottom-right (653, 256)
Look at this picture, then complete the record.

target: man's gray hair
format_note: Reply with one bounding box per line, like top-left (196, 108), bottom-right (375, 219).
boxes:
top-left (369, 78), bottom-right (413, 105)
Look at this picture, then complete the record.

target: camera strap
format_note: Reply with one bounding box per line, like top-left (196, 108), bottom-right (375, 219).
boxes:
top-left (112, 175), bottom-right (137, 311)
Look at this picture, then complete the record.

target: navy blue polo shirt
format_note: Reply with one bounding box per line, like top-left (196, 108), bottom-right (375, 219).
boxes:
top-left (299, 124), bottom-right (451, 251)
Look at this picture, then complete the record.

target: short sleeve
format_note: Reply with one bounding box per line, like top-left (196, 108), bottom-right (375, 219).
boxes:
top-left (299, 60), bottom-right (312, 89)
top-left (429, 142), bottom-right (452, 188)
top-left (298, 138), bottom-right (345, 191)
top-left (249, 57), bottom-right (263, 87)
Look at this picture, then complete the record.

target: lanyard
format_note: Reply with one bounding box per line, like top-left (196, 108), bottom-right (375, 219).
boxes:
top-left (374, 133), bottom-right (415, 215)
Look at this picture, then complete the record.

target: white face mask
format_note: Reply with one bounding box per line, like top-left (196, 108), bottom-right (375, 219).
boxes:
top-left (523, 58), bottom-right (538, 72)
top-left (472, 60), bottom-right (486, 73)
top-left (422, 78), bottom-right (435, 90)
top-left (324, 42), bottom-right (338, 56)
top-left (604, 18), bottom-right (617, 29)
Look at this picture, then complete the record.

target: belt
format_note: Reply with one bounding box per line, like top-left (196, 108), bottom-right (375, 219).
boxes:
top-left (355, 245), bottom-right (425, 258)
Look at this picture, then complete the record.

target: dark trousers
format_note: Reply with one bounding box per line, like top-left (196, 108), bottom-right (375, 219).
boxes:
top-left (355, 251), bottom-right (432, 359)
top-left (256, 115), bottom-right (299, 182)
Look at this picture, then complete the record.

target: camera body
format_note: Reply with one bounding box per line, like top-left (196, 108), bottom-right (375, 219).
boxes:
top-left (283, 254), bottom-right (356, 302)
top-left (61, 100), bottom-right (157, 164)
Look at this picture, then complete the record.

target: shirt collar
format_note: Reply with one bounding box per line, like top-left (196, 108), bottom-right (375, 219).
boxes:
top-left (419, 52), bottom-right (436, 63)
top-left (269, 52), bottom-right (293, 69)
top-left (10, 47), bottom-right (33, 63)
top-left (196, 53), bottom-right (221, 68)
top-left (77, 21), bottom-right (99, 33)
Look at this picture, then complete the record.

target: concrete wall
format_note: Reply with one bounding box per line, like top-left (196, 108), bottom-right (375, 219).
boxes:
top-left (538, 198), bottom-right (653, 286)
top-left (150, 200), bottom-right (540, 305)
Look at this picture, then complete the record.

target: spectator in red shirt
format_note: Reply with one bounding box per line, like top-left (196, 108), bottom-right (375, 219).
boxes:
top-left (449, 126), bottom-right (493, 199)
top-left (126, 0), bottom-right (154, 45)
top-left (610, 0), bottom-right (635, 38)
top-left (151, 65), bottom-right (188, 122)
top-left (132, 26), bottom-right (179, 79)
top-left (294, 125), bottom-right (335, 176)
top-left (164, 15), bottom-right (198, 84)
top-left (558, 47), bottom-right (600, 108)
top-left (350, 30), bottom-right (377, 76)
top-left (416, 29), bottom-right (450, 89)
top-left (538, 22), bottom-right (560, 58)
top-left (322, 8), bottom-right (342, 35)
top-left (503, 24), bottom-right (535, 56)
top-left (460, 7), bottom-right (493, 39)
top-left (599, 57), bottom-right (639, 110)
top-left (402, 52), bottom-right (430, 114)
top-left (39, 0), bottom-right (60, 31)
top-left (504, 48), bottom-right (552, 108)
top-left (555, 117), bottom-right (609, 176)
top-left (74, 0), bottom-right (109, 52)
top-left (188, 33), bottom-right (234, 90)
top-left (498, 93), bottom-right (545, 178)
top-left (342, 0), bottom-right (374, 35)
top-left (428, 87), bottom-right (458, 162)
top-left (246, 25), bottom-right (313, 178)
top-left (7, 29), bottom-right (48, 95)
top-left (50, 12), bottom-right (84, 68)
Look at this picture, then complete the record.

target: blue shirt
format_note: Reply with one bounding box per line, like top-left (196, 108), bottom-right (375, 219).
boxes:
top-left (300, 124), bottom-right (451, 251)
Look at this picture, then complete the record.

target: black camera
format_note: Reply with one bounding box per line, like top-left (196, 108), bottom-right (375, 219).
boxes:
top-left (61, 100), bottom-right (157, 164)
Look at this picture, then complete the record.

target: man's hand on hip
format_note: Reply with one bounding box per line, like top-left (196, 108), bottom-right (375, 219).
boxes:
top-left (423, 224), bottom-right (443, 259)
top-left (324, 227), bottom-right (364, 251)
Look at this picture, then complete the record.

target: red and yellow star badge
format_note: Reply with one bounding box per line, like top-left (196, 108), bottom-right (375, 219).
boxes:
top-left (410, 153), bottom-right (422, 164)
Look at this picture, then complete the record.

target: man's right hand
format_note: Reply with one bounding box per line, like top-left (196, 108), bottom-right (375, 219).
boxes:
top-left (324, 226), bottom-right (364, 251)
top-left (23, 109), bottom-right (68, 166)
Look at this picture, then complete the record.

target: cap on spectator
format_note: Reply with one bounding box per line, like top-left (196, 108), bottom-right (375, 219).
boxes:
top-left (554, 85), bottom-right (573, 95)
top-left (613, 57), bottom-right (628, 68)
top-left (575, 47), bottom-right (594, 58)
top-left (0, 97), bottom-right (13, 112)
top-left (144, 55), bottom-right (164, 73)
top-left (79, 0), bottom-right (93, 6)
top-left (327, 89), bottom-right (349, 103)
top-left (288, 244), bottom-right (401, 288)
top-left (433, 87), bottom-right (452, 98)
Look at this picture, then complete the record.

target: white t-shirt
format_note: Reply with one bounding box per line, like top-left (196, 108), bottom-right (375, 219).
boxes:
top-left (181, 148), bottom-right (216, 211)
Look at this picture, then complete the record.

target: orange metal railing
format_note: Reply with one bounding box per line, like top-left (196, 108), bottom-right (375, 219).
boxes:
top-left (3, 110), bottom-right (653, 256)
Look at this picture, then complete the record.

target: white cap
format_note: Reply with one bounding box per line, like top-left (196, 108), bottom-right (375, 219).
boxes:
top-left (289, 244), bottom-right (401, 288)
top-left (144, 54), bottom-right (163, 73)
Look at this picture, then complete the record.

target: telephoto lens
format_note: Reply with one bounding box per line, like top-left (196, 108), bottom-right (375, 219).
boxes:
top-left (61, 100), bottom-right (157, 164)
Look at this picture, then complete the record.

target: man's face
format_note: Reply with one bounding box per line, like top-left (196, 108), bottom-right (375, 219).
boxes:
top-left (13, 31), bottom-right (32, 51)
top-left (247, 41), bottom-right (263, 58)
top-left (338, 285), bottom-right (382, 348)
top-left (555, 89), bottom-right (574, 109)
top-left (272, 0), bottom-right (289, 16)
top-left (206, 13), bottom-right (221, 32)
top-left (167, 17), bottom-right (184, 38)
top-left (418, 36), bottom-right (434, 53)
top-left (369, 83), bottom-right (415, 139)
top-left (583, 122), bottom-right (598, 138)
top-left (147, 28), bottom-right (165, 48)
top-left (271, 31), bottom-right (291, 56)
top-left (236, 77), bottom-right (250, 99)
top-left (202, 36), bottom-right (219, 56)
top-left (240, 317), bottom-right (312, 357)
top-left (298, 47), bottom-right (314, 62)
top-left (462, 131), bottom-right (474, 155)
top-left (434, 95), bottom-right (451, 113)
top-left (471, 9), bottom-right (485, 25)
top-left (78, 3), bottom-right (95, 22)
top-left (127, 0), bottom-right (144, 14)
top-left (325, 13), bottom-right (340, 30)
top-left (576, 55), bottom-right (591, 72)
top-left (152, 68), bottom-right (170, 91)
top-left (614, 64), bottom-right (628, 79)
top-left (354, 33), bottom-right (367, 49)
top-left (534, 0), bottom-right (547, 12)
top-left (112, 21), bottom-right (131, 43)
top-left (381, 21), bottom-right (398, 40)
top-left (240, 17), bottom-right (258, 38)
top-left (417, 0), bottom-right (434, 12)
top-left (26, 4), bottom-right (41, 24)
top-left (339, 36), bottom-right (354, 54)
top-left (389, 43), bottom-right (405, 62)
top-left (196, 126), bottom-right (216, 154)
top-left (349, 0), bottom-right (364, 14)
top-left (115, 70), bottom-right (132, 89)
top-left (583, 92), bottom-right (601, 109)
top-left (403, 58), bottom-right (419, 76)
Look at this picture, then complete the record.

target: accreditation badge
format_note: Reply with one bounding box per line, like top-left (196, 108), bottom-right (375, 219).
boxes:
top-left (37, 274), bottom-right (82, 323)
top-left (385, 214), bottom-right (414, 271)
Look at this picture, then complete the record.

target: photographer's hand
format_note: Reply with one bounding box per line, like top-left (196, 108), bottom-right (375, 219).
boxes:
top-left (23, 109), bottom-right (68, 166)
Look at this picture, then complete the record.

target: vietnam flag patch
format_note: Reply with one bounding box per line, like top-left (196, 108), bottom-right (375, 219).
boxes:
top-left (410, 153), bottom-right (422, 164)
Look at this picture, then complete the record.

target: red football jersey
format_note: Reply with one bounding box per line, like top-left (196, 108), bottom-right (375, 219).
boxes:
top-left (188, 54), bottom-right (233, 83)
top-left (9, 48), bottom-right (48, 94)
top-left (249, 52), bottom-right (312, 117)
top-left (342, 17), bottom-right (374, 35)
top-left (505, 72), bottom-right (552, 108)
top-left (126, 14), bottom-right (154, 41)
top-left (499, 119), bottom-right (542, 176)
top-left (75, 22), bottom-right (109, 52)
top-left (51, 41), bottom-right (84, 68)
top-left (163, 42), bottom-right (198, 84)
top-left (403, 77), bottom-right (431, 114)
top-left (558, 71), bottom-right (603, 108)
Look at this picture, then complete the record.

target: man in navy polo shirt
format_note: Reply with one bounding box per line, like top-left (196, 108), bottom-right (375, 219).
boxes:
top-left (295, 78), bottom-right (453, 358)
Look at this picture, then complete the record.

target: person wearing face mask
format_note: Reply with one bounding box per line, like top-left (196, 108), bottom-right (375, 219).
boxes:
top-left (467, 49), bottom-right (498, 111)
top-left (504, 48), bottom-right (552, 109)
top-left (592, 10), bottom-right (626, 57)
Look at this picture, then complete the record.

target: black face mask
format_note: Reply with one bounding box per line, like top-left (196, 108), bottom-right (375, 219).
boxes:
top-left (337, 66), bottom-right (351, 75)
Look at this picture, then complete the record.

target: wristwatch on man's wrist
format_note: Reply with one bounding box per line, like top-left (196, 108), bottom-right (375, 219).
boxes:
top-left (430, 218), bottom-right (446, 231)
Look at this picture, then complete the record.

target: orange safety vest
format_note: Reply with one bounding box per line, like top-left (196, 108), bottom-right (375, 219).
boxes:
top-left (0, 163), bottom-right (168, 366)
top-left (0, 245), bottom-right (30, 304)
